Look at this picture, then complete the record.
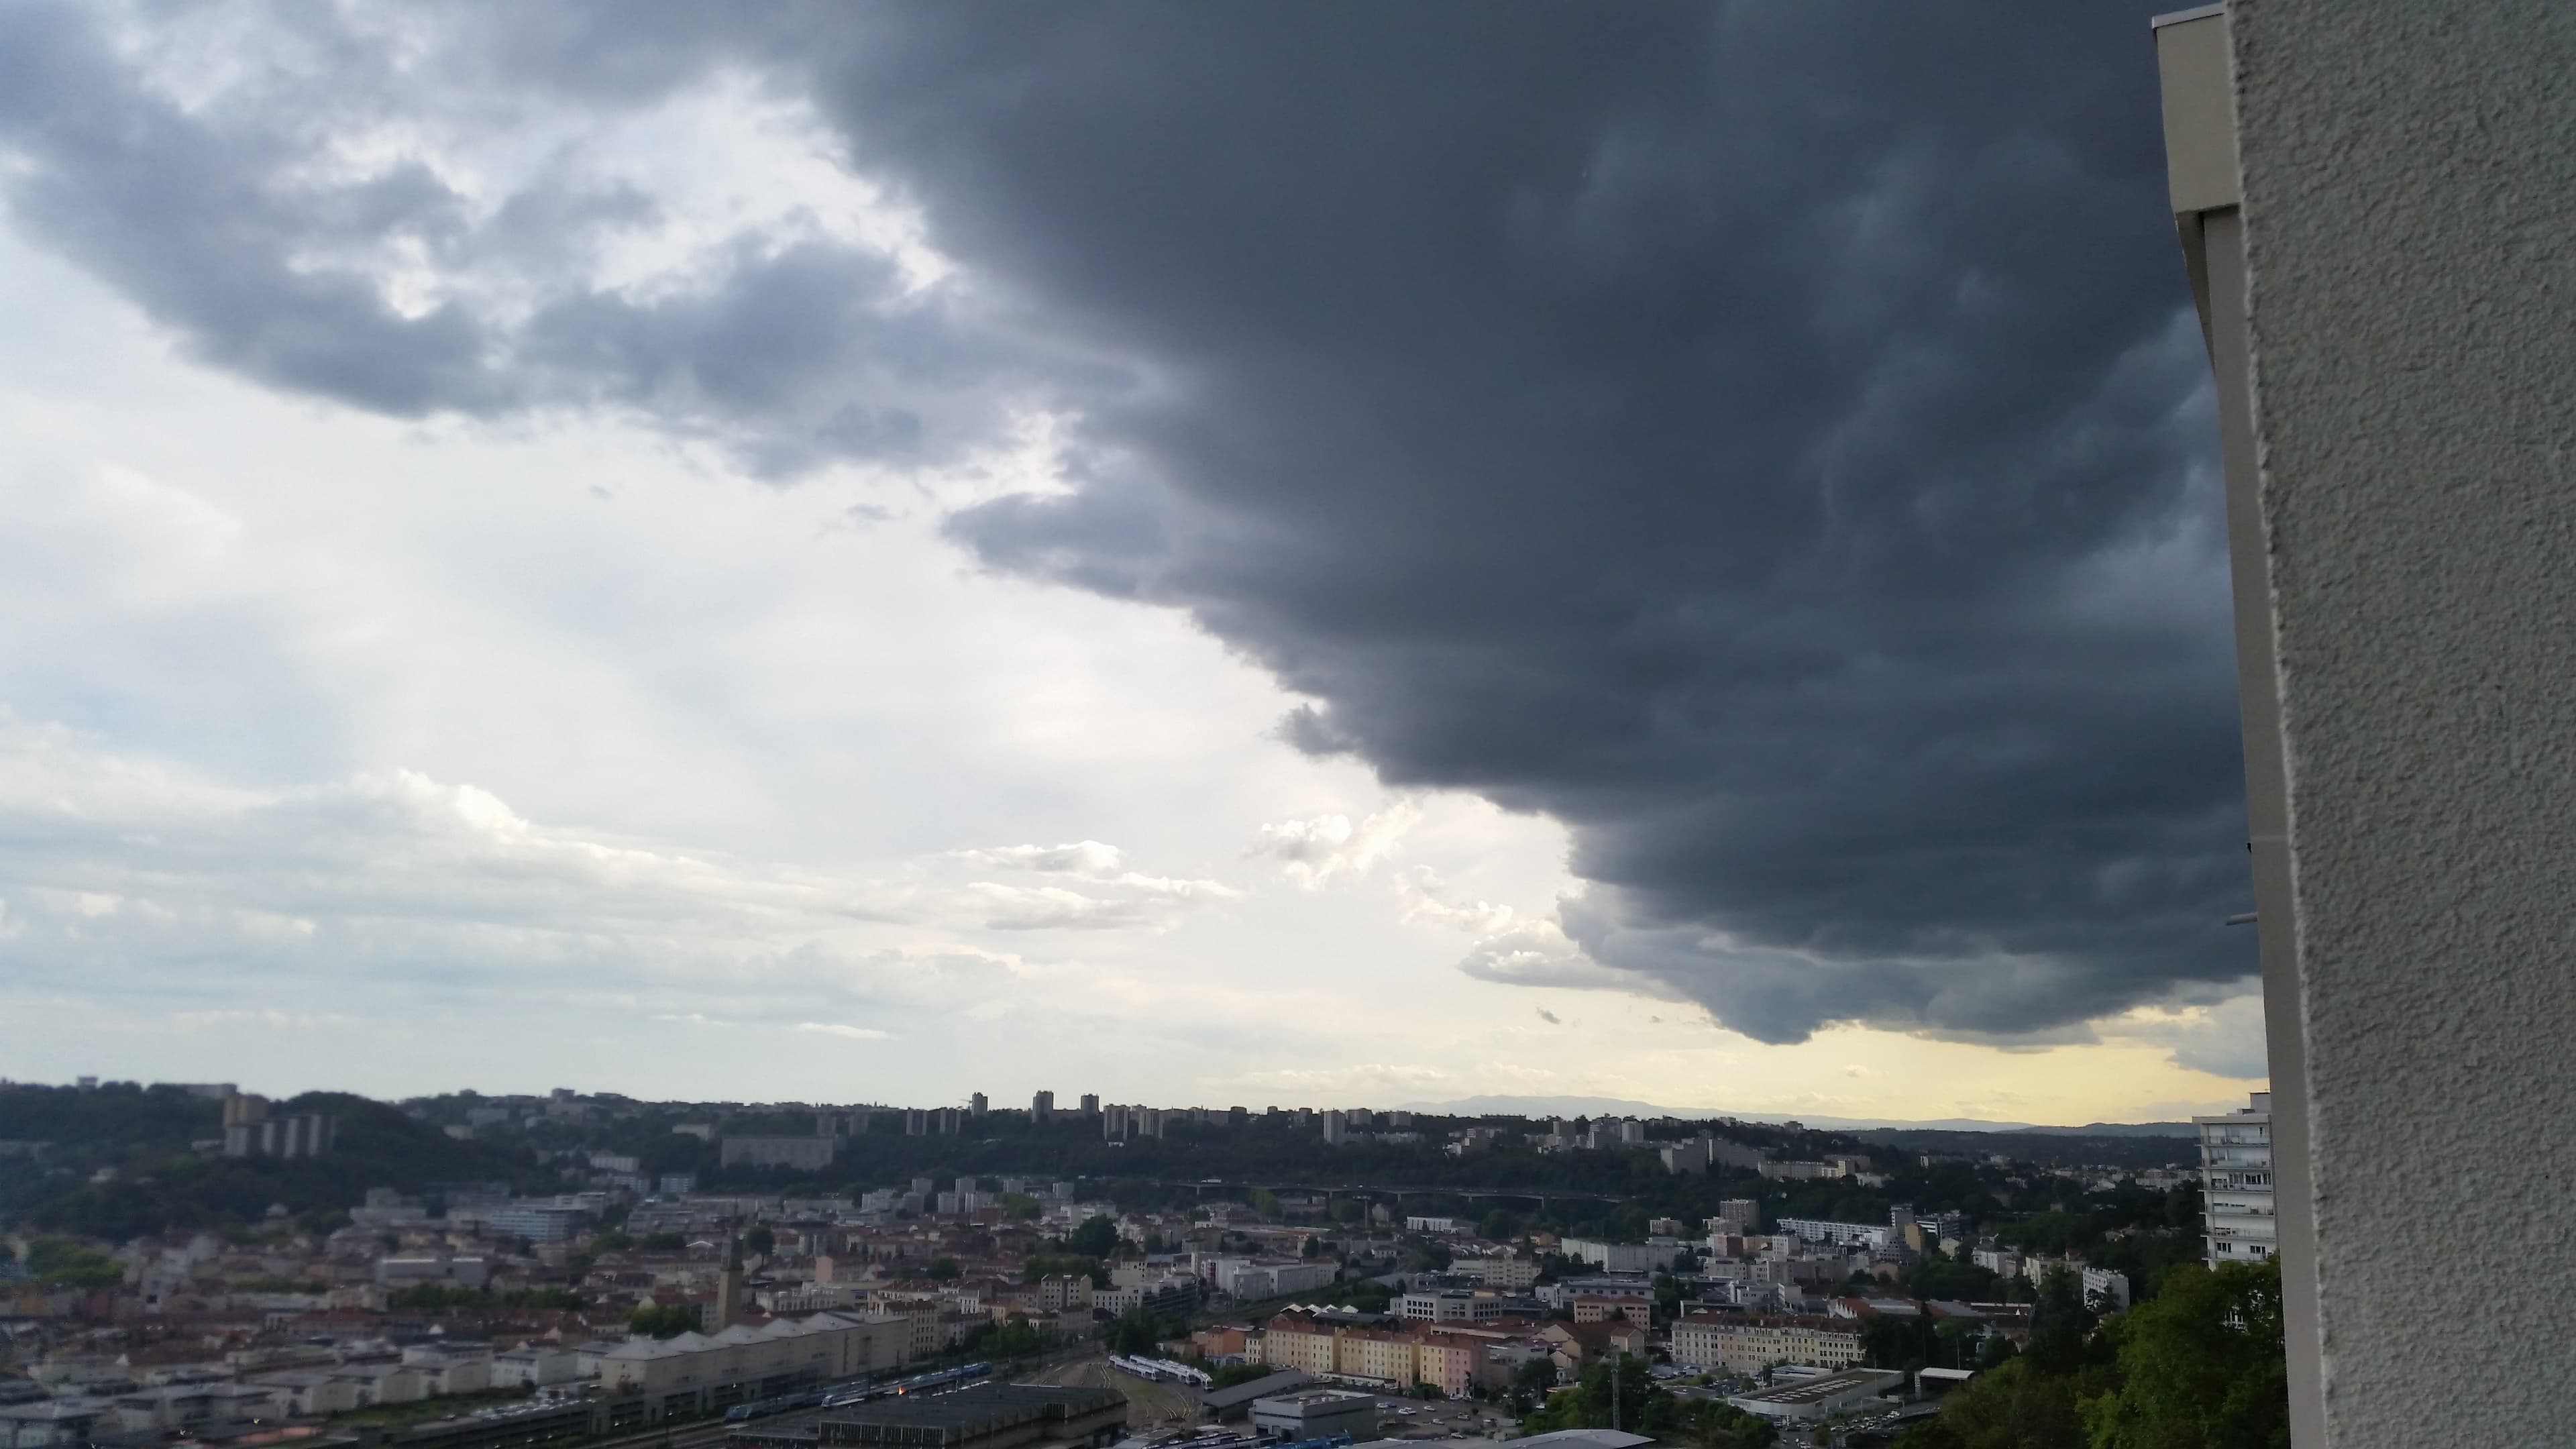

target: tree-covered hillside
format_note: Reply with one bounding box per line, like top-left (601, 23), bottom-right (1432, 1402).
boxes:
top-left (0, 1083), bottom-right (556, 1239)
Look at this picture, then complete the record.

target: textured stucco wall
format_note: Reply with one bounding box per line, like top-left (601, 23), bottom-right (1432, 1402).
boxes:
top-left (2229, 1), bottom-right (2576, 1442)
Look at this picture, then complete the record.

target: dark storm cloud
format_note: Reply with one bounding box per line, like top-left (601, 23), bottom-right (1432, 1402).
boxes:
top-left (798, 2), bottom-right (2255, 1042)
top-left (0, 1), bottom-right (2256, 1044)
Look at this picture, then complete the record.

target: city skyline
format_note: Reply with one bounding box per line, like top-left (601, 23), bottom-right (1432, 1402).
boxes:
top-left (0, 1076), bottom-right (2216, 1135)
top-left (0, 1), bottom-right (2264, 1123)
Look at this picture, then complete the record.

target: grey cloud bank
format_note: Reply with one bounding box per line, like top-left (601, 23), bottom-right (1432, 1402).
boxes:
top-left (0, 1), bottom-right (2257, 1048)
top-left (818, 1), bottom-right (2256, 1043)
top-left (0, 3), bottom-right (1059, 474)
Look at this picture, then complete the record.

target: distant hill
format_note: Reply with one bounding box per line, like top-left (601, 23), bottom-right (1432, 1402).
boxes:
top-left (2009, 1122), bottom-right (2198, 1138)
top-left (0, 1083), bottom-right (555, 1240)
top-left (1403, 1095), bottom-right (2203, 1138)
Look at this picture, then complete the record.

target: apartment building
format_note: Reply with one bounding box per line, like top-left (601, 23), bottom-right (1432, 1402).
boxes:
top-left (1970, 1246), bottom-right (2022, 1278)
top-left (1256, 1313), bottom-right (1340, 1375)
top-left (1772, 1218), bottom-right (1892, 1251)
top-left (486, 1206), bottom-right (586, 1244)
top-left (1757, 1161), bottom-right (1845, 1183)
top-left (1255, 1311), bottom-right (1507, 1393)
top-left (2081, 1267), bottom-right (2133, 1312)
top-left (1452, 1254), bottom-right (1539, 1290)
top-left (1398, 1288), bottom-right (1508, 1324)
top-left (1558, 1238), bottom-right (1676, 1273)
top-left (1093, 1279), bottom-right (1198, 1319)
top-left (1569, 1295), bottom-right (1651, 1327)
top-left (1540, 1320), bottom-right (1650, 1379)
top-left (1410, 1333), bottom-right (1485, 1397)
top-left (2194, 1093), bottom-right (2276, 1268)
top-left (1210, 1258), bottom-right (1336, 1300)
top-left (1336, 1328), bottom-right (1420, 1388)
top-left (1668, 1313), bottom-right (1864, 1375)
top-left (1035, 1275), bottom-right (1093, 1312)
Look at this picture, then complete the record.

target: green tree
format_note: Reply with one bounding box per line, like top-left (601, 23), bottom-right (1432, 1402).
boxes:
top-left (982, 1317), bottom-right (1043, 1359)
top-left (1996, 1212), bottom-right (2092, 1256)
top-left (233, 1276), bottom-right (327, 1294)
top-left (2081, 1262), bottom-right (2289, 1449)
top-left (1324, 1279), bottom-right (1394, 1313)
top-left (1507, 1357), bottom-right (1559, 1414)
top-left (390, 1284), bottom-right (585, 1311)
top-left (1022, 1254), bottom-right (1110, 1288)
top-left (629, 1302), bottom-right (700, 1339)
top-left (23, 1238), bottom-right (122, 1289)
top-left (1521, 1354), bottom-right (1771, 1446)
top-left (1521, 1354), bottom-right (1654, 1434)
top-left (389, 1283), bottom-right (480, 1311)
top-left (1906, 1252), bottom-right (2003, 1304)
top-left (999, 1192), bottom-right (1040, 1221)
top-left (926, 1256), bottom-right (962, 1281)
top-left (1664, 1398), bottom-right (1778, 1448)
top-left (1211, 1363), bottom-right (1273, 1391)
top-left (504, 1287), bottom-right (585, 1309)
top-left (1864, 1312), bottom-right (1942, 1373)
top-left (1652, 1271), bottom-right (1682, 1322)
top-left (1479, 1208), bottom-right (1522, 1242)
top-left (2029, 1266), bottom-right (2099, 1358)
top-left (1896, 1356), bottom-right (2106, 1449)
top-left (1105, 1309), bottom-right (1177, 1355)
top-left (1067, 1214), bottom-right (1121, 1258)
top-left (743, 1224), bottom-right (775, 1256)
top-left (1895, 1262), bottom-right (2288, 1449)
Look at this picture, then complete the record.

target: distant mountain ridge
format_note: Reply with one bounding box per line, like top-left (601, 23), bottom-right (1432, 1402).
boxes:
top-left (2006, 1121), bottom-right (2200, 1138)
top-left (1398, 1093), bottom-right (2196, 1136)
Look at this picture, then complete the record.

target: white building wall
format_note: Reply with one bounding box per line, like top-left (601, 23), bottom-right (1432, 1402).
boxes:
top-left (2194, 1097), bottom-right (2276, 1269)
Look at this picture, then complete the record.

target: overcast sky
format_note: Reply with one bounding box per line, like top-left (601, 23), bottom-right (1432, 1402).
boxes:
top-left (0, 1), bottom-right (2267, 1124)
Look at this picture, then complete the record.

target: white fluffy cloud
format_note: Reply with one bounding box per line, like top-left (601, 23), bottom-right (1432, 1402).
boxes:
top-left (1453, 917), bottom-right (1673, 996)
top-left (793, 1022), bottom-right (897, 1042)
top-left (1250, 800), bottom-right (1421, 888)
top-left (0, 712), bottom-right (1242, 1030)
top-left (1397, 867), bottom-right (1521, 936)
top-left (951, 841), bottom-right (1125, 873)
top-left (2099, 994), bottom-right (2270, 1081)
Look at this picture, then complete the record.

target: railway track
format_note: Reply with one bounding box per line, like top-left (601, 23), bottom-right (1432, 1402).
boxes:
top-left (548, 1348), bottom-right (1100, 1449)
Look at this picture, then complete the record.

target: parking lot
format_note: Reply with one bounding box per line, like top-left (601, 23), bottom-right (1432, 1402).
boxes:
top-left (1358, 1397), bottom-right (1515, 1440)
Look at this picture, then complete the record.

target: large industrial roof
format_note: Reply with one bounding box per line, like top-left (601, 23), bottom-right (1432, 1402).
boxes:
top-left (820, 1383), bottom-right (1124, 1434)
top-left (1730, 1368), bottom-right (1902, 1407)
